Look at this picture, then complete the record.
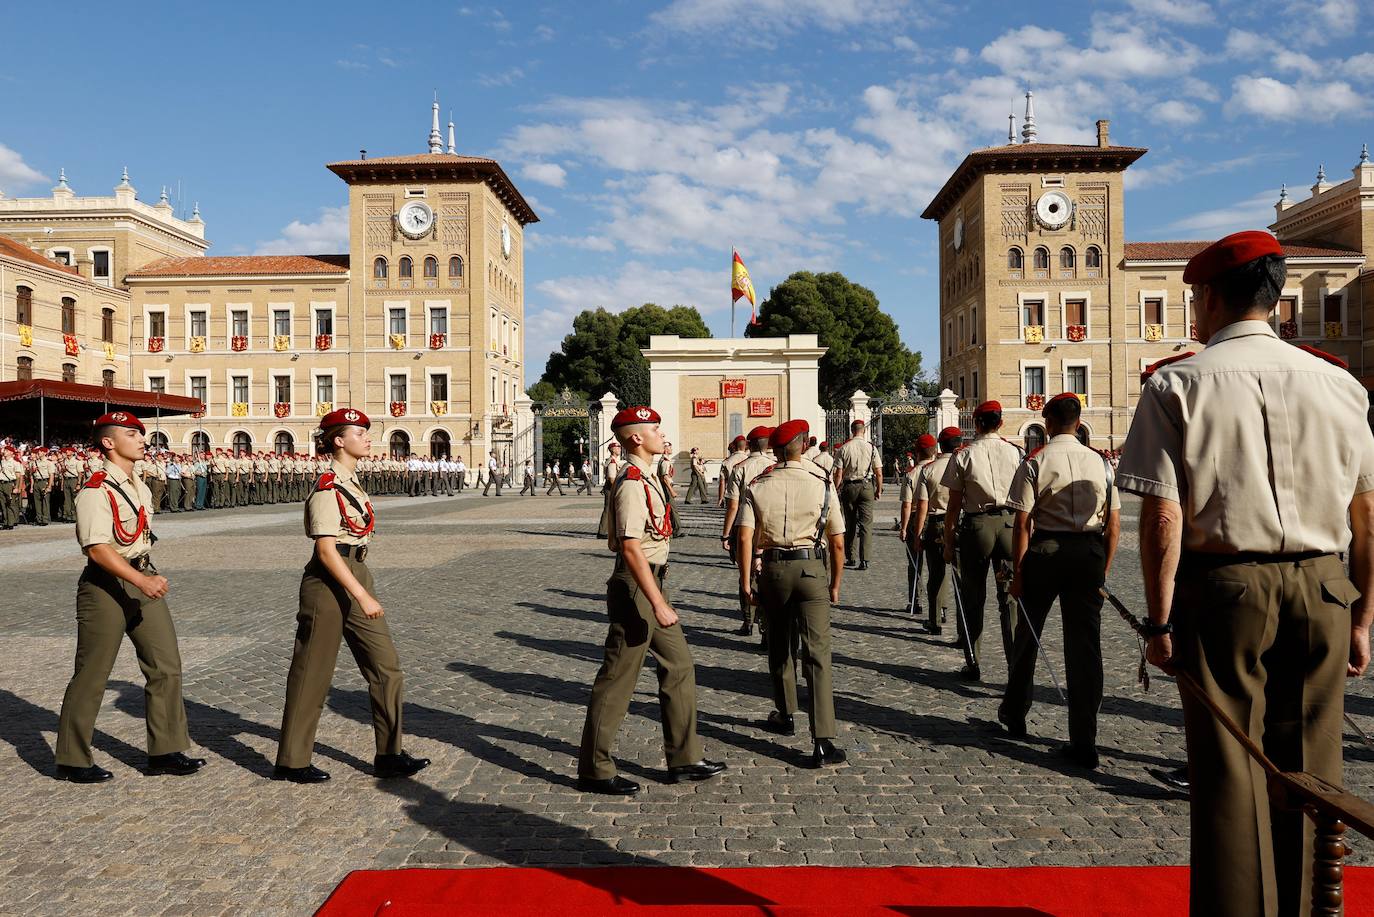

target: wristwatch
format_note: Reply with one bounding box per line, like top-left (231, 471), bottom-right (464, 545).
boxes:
top-left (1141, 621), bottom-right (1174, 637)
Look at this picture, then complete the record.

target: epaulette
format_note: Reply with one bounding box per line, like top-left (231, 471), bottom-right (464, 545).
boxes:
top-left (1140, 351), bottom-right (1195, 383)
top-left (314, 472), bottom-right (336, 491)
top-left (750, 463), bottom-right (776, 485)
top-left (624, 465), bottom-right (643, 481)
top-left (83, 471), bottom-right (107, 488)
top-left (1295, 344), bottom-right (1349, 369)
top-left (1024, 445), bottom-right (1044, 462)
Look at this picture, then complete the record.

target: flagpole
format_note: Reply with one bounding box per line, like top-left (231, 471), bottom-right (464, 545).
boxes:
top-left (730, 246), bottom-right (736, 338)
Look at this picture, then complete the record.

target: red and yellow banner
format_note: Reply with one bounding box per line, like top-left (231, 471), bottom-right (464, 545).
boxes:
top-left (748, 397), bottom-right (774, 418)
top-left (721, 379), bottom-right (746, 398)
top-left (692, 398), bottom-right (718, 418)
top-left (732, 250), bottom-right (757, 325)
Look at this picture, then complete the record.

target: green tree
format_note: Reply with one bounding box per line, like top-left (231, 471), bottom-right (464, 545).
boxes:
top-left (540, 303), bottom-right (710, 404)
top-left (745, 271), bottom-right (922, 408)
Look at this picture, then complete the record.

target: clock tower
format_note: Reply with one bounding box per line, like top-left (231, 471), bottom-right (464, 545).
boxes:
top-left (921, 99), bottom-right (1146, 448)
top-left (326, 99), bottom-right (538, 463)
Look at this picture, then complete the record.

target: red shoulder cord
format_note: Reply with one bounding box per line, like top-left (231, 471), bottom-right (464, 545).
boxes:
top-left (334, 489), bottom-right (375, 538)
top-left (625, 467), bottom-right (672, 538)
top-left (105, 489), bottom-right (148, 546)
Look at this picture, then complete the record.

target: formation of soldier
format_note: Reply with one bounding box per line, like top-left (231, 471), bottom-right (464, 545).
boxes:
top-left (27, 229), bottom-right (1374, 917)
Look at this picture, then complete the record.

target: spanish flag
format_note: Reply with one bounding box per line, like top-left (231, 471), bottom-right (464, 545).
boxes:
top-left (731, 249), bottom-right (757, 325)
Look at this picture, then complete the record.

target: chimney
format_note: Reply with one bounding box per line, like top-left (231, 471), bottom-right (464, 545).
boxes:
top-left (360, 149), bottom-right (367, 160)
top-left (1096, 120), bottom-right (1110, 148)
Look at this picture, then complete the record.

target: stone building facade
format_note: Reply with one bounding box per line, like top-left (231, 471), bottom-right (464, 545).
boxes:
top-left (924, 95), bottom-right (1370, 450)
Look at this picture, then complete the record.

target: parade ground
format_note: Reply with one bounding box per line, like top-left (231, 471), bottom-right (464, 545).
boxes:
top-left (3, 492), bottom-right (1373, 915)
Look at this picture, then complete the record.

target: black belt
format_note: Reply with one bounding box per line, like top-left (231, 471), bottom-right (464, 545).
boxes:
top-left (1031, 530), bottom-right (1102, 540)
top-left (615, 558), bottom-right (669, 578)
top-left (762, 547), bottom-right (814, 562)
top-left (1180, 549), bottom-right (1332, 572)
top-left (966, 507), bottom-right (1011, 516)
top-left (336, 544), bottom-right (369, 562)
top-left (926, 513), bottom-right (945, 523)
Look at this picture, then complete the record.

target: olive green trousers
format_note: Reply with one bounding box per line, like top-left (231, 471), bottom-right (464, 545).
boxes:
top-left (954, 511), bottom-right (1018, 670)
top-left (759, 557), bottom-right (836, 740)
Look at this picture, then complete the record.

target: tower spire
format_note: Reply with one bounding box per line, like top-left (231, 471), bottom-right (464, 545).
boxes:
top-left (447, 111), bottom-right (456, 154)
top-left (428, 92), bottom-right (443, 154)
top-left (1007, 110), bottom-right (1015, 145)
top-left (1021, 90), bottom-right (1038, 144)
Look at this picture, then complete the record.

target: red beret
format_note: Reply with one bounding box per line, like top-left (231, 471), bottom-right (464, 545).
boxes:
top-left (769, 419), bottom-right (809, 448)
top-left (1041, 392), bottom-right (1081, 417)
top-left (94, 411), bottom-right (145, 434)
top-left (731, 435), bottom-right (746, 445)
top-left (610, 405), bottom-right (660, 430)
top-left (747, 425), bottom-right (773, 441)
top-left (916, 434), bottom-right (937, 450)
top-left (851, 419), bottom-right (865, 427)
top-left (318, 407), bottom-right (371, 430)
top-left (1183, 230), bottom-right (1284, 285)
top-left (973, 400), bottom-right (1002, 418)
top-left (938, 426), bottom-right (962, 442)
top-left (819, 440), bottom-right (829, 448)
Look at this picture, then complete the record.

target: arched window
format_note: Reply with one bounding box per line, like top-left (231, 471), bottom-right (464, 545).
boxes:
top-left (399, 256), bottom-right (413, 279)
top-left (1024, 424), bottom-right (1046, 453)
top-left (1085, 246), bottom-right (1102, 269)
top-left (1033, 247), bottom-right (1049, 270)
top-left (232, 431), bottom-right (253, 455)
top-left (1008, 248), bottom-right (1023, 271)
top-left (61, 362), bottom-right (76, 382)
top-left (149, 432), bottom-right (169, 450)
top-left (61, 297), bottom-right (77, 334)
top-left (274, 431), bottom-right (295, 454)
top-left (429, 429), bottom-right (451, 459)
top-left (389, 430), bottom-right (411, 459)
top-left (16, 356), bottom-right (32, 380)
top-left (1060, 247), bottom-right (1076, 270)
top-left (373, 256), bottom-right (388, 280)
top-left (191, 431), bottom-right (210, 454)
top-left (102, 308), bottom-right (115, 343)
top-left (449, 256), bottom-right (463, 279)
top-left (16, 286), bottom-right (33, 325)
top-left (423, 256), bottom-right (438, 278)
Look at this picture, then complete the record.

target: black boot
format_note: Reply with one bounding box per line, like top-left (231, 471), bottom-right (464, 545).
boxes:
top-left (811, 739), bottom-right (847, 767)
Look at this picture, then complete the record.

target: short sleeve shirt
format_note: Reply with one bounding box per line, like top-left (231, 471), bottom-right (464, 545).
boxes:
top-left (611, 454), bottom-right (671, 564)
top-left (917, 453), bottom-right (955, 515)
top-left (1117, 320), bottom-right (1374, 553)
top-left (76, 460), bottom-right (154, 559)
top-left (1007, 435), bottom-right (1121, 533)
top-left (836, 437), bottom-right (880, 482)
top-left (730, 452), bottom-right (774, 514)
top-left (720, 451), bottom-right (749, 497)
top-left (305, 460), bottom-right (374, 546)
top-left (941, 433), bottom-right (1023, 512)
top-left (737, 459), bottom-right (845, 549)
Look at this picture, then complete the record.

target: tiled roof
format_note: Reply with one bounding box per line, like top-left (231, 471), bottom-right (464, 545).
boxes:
top-left (921, 142), bottom-right (1149, 221)
top-left (1124, 241), bottom-right (1364, 261)
top-left (128, 254), bottom-right (350, 278)
top-left (0, 235), bottom-right (82, 277)
top-left (326, 152), bottom-right (539, 226)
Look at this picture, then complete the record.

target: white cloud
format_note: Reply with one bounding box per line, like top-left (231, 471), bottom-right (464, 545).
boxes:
top-left (522, 162), bottom-right (567, 187)
top-left (1273, 49), bottom-right (1322, 77)
top-left (1229, 75), bottom-right (1364, 121)
top-left (651, 0), bottom-right (909, 34)
top-left (1127, 0), bottom-right (1211, 24)
top-left (1346, 53), bottom-right (1374, 80)
top-left (1163, 190), bottom-right (1279, 236)
top-left (0, 143), bottom-right (47, 191)
top-left (254, 205), bottom-right (349, 254)
top-left (1151, 99), bottom-right (1202, 126)
top-left (1224, 29), bottom-right (1265, 58)
top-left (980, 20), bottom-right (1199, 82)
top-left (479, 67), bottom-right (525, 88)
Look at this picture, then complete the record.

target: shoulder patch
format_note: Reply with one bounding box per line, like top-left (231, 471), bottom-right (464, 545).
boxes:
top-left (1295, 343), bottom-right (1349, 370)
top-left (83, 471), bottom-right (107, 489)
top-left (314, 472), bottom-right (336, 491)
top-left (624, 465), bottom-right (643, 481)
top-left (1140, 351), bottom-right (1196, 383)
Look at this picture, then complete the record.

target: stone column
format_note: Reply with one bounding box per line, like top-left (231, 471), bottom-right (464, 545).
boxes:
top-left (513, 394), bottom-right (533, 471)
top-left (848, 389), bottom-right (872, 431)
top-left (596, 392), bottom-right (619, 450)
top-left (934, 388), bottom-right (959, 432)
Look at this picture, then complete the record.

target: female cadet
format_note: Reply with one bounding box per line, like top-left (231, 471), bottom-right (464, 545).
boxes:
top-left (273, 408), bottom-right (429, 784)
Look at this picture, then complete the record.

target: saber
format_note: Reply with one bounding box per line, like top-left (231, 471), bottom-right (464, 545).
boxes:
top-left (902, 540), bottom-right (922, 617)
top-left (1014, 596), bottom-right (1066, 703)
top-left (947, 565), bottom-right (978, 672)
top-left (1100, 587), bottom-right (1152, 692)
top-left (913, 533), bottom-right (925, 617)
top-left (1345, 712), bottom-right (1374, 756)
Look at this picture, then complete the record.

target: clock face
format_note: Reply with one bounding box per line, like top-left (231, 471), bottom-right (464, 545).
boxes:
top-left (952, 216), bottom-right (964, 251)
top-left (398, 201), bottom-right (434, 238)
top-left (1036, 191), bottom-right (1073, 230)
top-left (501, 222), bottom-right (512, 259)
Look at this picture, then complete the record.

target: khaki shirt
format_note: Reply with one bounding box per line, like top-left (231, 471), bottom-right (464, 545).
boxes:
top-left (899, 459), bottom-right (931, 504)
top-left (610, 453), bottom-right (671, 564)
top-left (75, 460), bottom-right (154, 559)
top-left (941, 433), bottom-right (1023, 512)
top-left (34, 457), bottom-right (56, 484)
top-left (835, 436), bottom-right (880, 482)
top-left (730, 452), bottom-right (774, 512)
top-left (305, 459), bottom-right (374, 546)
top-left (0, 456), bottom-right (21, 482)
top-left (719, 451), bottom-right (749, 496)
top-left (738, 459), bottom-right (845, 549)
top-left (1008, 435), bottom-right (1120, 533)
top-left (1118, 320), bottom-right (1374, 554)
top-left (812, 451), bottom-right (835, 474)
top-left (602, 455), bottom-right (622, 484)
top-left (916, 453), bottom-right (955, 515)
top-left (691, 456), bottom-right (706, 477)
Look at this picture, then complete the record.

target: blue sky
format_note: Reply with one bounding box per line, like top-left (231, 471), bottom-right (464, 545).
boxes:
top-left (2, 0), bottom-right (1370, 384)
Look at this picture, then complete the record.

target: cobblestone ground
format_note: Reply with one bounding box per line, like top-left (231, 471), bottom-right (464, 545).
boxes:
top-left (2, 491), bottom-right (1373, 915)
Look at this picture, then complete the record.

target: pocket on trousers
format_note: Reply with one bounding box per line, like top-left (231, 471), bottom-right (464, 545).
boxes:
top-left (1204, 578), bottom-right (1248, 606)
top-left (1320, 578), bottom-right (1361, 609)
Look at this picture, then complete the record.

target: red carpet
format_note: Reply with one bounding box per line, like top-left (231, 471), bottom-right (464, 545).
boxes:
top-left (317, 865), bottom-right (1374, 915)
